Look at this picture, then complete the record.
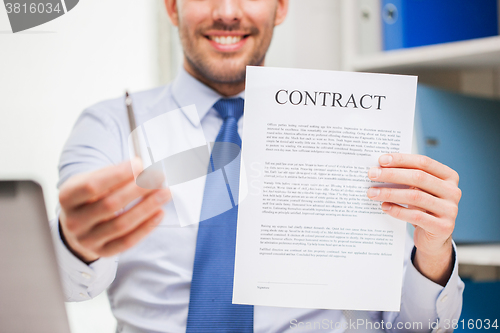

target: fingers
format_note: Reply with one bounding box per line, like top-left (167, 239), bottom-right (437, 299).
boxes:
top-left (380, 202), bottom-right (454, 237)
top-left (370, 154), bottom-right (461, 261)
top-left (59, 158), bottom-right (142, 208)
top-left (368, 166), bottom-right (461, 201)
top-left (367, 187), bottom-right (458, 218)
top-left (99, 210), bottom-right (165, 257)
top-left (78, 188), bottom-right (171, 249)
top-left (377, 154), bottom-right (459, 185)
top-left (70, 180), bottom-right (159, 234)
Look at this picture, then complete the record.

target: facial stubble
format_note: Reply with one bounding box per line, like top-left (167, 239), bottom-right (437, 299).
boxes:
top-left (178, 15), bottom-right (275, 85)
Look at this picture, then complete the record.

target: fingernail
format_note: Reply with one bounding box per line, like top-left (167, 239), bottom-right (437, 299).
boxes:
top-left (367, 188), bottom-right (380, 198)
top-left (381, 202), bottom-right (392, 211)
top-left (131, 157), bottom-right (144, 174)
top-left (379, 155), bottom-right (392, 166)
top-left (368, 167), bottom-right (382, 179)
top-left (154, 214), bottom-right (163, 223)
top-left (156, 190), bottom-right (170, 203)
top-left (150, 214), bottom-right (163, 226)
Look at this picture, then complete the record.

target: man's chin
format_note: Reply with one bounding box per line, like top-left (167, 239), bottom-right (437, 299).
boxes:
top-left (190, 60), bottom-right (248, 85)
top-left (208, 68), bottom-right (247, 84)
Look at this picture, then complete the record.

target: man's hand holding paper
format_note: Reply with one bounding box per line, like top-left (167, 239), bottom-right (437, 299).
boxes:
top-left (367, 153), bottom-right (461, 286)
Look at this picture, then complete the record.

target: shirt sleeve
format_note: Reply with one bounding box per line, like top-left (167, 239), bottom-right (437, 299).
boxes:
top-left (50, 213), bottom-right (118, 302)
top-left (50, 104), bottom-right (125, 302)
top-left (379, 236), bottom-right (464, 333)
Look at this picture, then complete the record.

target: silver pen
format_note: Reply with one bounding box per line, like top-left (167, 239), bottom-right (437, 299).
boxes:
top-left (125, 91), bottom-right (142, 159)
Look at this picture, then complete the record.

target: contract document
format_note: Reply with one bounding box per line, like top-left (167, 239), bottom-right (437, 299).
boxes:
top-left (233, 66), bottom-right (418, 311)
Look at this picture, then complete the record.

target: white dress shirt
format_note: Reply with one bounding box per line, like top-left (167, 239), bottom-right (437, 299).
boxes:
top-left (50, 67), bottom-right (464, 333)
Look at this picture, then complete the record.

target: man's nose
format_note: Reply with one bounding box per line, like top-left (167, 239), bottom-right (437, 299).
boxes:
top-left (212, 0), bottom-right (243, 24)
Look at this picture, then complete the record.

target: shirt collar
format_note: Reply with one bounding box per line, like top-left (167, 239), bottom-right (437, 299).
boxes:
top-left (170, 67), bottom-right (245, 127)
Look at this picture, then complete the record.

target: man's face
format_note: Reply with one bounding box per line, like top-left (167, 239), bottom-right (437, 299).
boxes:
top-left (166, 0), bottom-right (288, 85)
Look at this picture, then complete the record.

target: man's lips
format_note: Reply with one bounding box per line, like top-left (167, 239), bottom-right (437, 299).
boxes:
top-left (205, 33), bottom-right (250, 52)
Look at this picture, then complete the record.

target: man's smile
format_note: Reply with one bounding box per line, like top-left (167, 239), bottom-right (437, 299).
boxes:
top-left (204, 32), bottom-right (251, 51)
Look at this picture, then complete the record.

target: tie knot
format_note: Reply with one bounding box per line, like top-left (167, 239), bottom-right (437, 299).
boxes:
top-left (213, 98), bottom-right (244, 121)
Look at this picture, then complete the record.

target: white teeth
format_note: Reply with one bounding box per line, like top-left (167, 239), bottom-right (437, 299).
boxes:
top-left (211, 35), bottom-right (242, 45)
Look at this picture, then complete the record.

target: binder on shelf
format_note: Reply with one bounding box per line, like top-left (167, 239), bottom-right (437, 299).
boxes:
top-left (415, 85), bottom-right (500, 244)
top-left (382, 0), bottom-right (499, 51)
top-left (357, 0), bottom-right (382, 55)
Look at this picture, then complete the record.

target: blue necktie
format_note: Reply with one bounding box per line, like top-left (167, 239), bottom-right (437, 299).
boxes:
top-left (186, 98), bottom-right (253, 332)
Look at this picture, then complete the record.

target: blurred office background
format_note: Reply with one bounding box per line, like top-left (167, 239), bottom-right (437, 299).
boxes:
top-left (0, 0), bottom-right (499, 332)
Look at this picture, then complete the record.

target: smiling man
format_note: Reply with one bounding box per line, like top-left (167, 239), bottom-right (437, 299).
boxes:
top-left (52, 0), bottom-right (464, 332)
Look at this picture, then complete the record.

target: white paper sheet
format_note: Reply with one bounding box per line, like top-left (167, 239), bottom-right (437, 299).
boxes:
top-left (233, 66), bottom-right (418, 311)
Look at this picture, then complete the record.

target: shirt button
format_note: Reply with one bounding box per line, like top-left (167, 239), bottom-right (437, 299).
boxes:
top-left (79, 293), bottom-right (88, 298)
top-left (440, 294), bottom-right (448, 302)
top-left (436, 329), bottom-right (443, 333)
top-left (81, 272), bottom-right (91, 279)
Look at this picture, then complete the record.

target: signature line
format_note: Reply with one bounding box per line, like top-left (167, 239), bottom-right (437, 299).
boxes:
top-left (257, 282), bottom-right (327, 286)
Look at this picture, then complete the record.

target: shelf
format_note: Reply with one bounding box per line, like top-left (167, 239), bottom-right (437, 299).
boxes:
top-left (348, 36), bottom-right (500, 73)
top-left (456, 244), bottom-right (500, 266)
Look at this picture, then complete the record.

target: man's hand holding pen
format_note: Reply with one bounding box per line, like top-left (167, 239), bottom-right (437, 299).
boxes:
top-left (59, 92), bottom-right (169, 264)
top-left (59, 159), bottom-right (171, 264)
